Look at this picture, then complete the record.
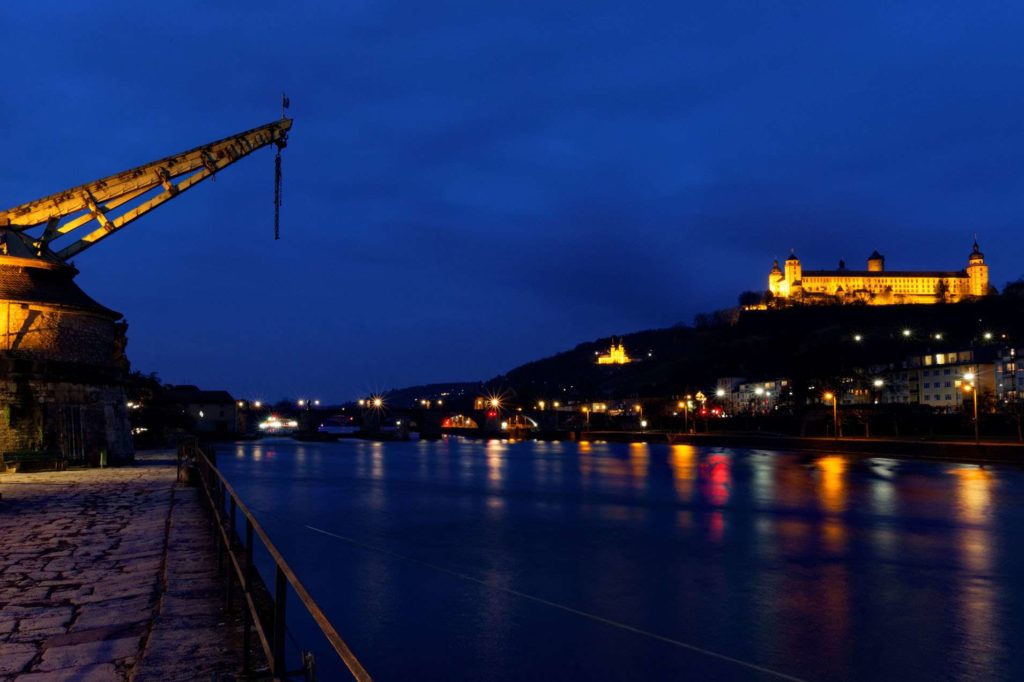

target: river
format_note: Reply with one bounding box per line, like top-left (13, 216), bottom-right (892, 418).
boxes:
top-left (215, 437), bottom-right (1024, 681)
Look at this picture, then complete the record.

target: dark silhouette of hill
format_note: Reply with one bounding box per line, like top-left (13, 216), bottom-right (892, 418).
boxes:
top-left (497, 297), bottom-right (1024, 402)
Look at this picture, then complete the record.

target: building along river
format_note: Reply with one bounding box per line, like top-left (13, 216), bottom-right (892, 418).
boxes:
top-left (216, 437), bottom-right (1024, 681)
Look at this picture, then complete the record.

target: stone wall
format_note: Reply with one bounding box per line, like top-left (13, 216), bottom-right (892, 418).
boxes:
top-left (0, 303), bottom-right (122, 366)
top-left (0, 374), bottom-right (133, 465)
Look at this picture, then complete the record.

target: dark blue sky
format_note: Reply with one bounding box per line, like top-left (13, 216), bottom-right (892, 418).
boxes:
top-left (4, 1), bottom-right (1024, 402)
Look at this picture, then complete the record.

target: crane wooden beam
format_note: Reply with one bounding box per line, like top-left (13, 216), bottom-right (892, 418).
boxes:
top-left (0, 118), bottom-right (292, 261)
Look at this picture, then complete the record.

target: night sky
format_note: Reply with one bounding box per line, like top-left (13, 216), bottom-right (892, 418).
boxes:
top-left (4, 2), bottom-right (1024, 402)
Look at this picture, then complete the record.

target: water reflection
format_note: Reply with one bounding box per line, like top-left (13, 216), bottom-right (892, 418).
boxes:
top-left (816, 455), bottom-right (847, 514)
top-left (215, 439), bottom-right (1019, 681)
top-left (951, 467), bottom-right (998, 678)
top-left (699, 453), bottom-right (731, 506)
top-left (628, 443), bottom-right (649, 492)
top-left (952, 467), bottom-right (993, 525)
top-left (668, 445), bottom-right (696, 504)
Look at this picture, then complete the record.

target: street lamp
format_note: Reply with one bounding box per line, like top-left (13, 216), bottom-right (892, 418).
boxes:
top-left (824, 391), bottom-right (840, 438)
top-left (963, 372), bottom-right (979, 443)
top-left (581, 405), bottom-right (590, 429)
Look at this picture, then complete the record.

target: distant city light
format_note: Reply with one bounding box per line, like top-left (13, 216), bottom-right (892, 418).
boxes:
top-left (853, 334), bottom-right (863, 342)
top-left (873, 379), bottom-right (884, 388)
top-left (259, 416), bottom-right (299, 431)
top-left (902, 329), bottom-right (912, 337)
top-left (254, 401), bottom-right (262, 408)
top-left (715, 388), bottom-right (726, 397)
top-left (754, 387), bottom-right (765, 396)
top-left (964, 372), bottom-right (976, 382)
top-left (984, 332), bottom-right (993, 340)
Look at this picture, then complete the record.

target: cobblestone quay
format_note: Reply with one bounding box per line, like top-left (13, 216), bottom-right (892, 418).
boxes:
top-left (0, 452), bottom-right (251, 681)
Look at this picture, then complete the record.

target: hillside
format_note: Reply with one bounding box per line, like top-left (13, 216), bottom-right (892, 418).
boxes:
top-left (493, 297), bottom-right (1024, 402)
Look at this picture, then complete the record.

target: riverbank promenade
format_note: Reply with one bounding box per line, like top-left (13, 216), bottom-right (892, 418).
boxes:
top-left (0, 452), bottom-right (250, 681)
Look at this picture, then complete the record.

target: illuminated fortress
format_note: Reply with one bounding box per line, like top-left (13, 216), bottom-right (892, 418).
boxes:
top-left (768, 242), bottom-right (989, 305)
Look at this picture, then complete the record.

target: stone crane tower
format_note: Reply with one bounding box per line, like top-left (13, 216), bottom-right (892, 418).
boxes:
top-left (0, 118), bottom-right (292, 466)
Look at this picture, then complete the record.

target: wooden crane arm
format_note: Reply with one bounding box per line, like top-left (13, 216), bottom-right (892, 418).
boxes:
top-left (0, 118), bottom-right (292, 260)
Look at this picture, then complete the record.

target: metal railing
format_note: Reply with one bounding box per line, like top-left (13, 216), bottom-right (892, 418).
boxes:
top-left (178, 440), bottom-right (372, 681)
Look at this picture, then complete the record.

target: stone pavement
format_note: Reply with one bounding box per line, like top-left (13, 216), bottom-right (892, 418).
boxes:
top-left (0, 453), bottom-right (252, 681)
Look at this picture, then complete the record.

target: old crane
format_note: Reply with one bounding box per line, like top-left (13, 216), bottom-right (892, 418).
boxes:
top-left (0, 118), bottom-right (292, 467)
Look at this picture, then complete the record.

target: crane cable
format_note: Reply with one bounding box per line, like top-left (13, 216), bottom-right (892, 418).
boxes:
top-left (274, 141), bottom-right (284, 240)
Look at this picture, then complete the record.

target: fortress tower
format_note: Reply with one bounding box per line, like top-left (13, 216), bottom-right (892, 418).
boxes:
top-left (967, 241), bottom-right (988, 297)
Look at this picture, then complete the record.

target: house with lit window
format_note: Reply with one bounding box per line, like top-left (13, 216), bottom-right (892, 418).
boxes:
top-left (995, 348), bottom-right (1024, 402)
top-left (892, 349), bottom-right (997, 410)
top-left (162, 385), bottom-right (239, 435)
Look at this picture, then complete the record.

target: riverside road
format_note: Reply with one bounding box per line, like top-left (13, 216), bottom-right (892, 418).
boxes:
top-left (219, 437), bottom-right (1024, 681)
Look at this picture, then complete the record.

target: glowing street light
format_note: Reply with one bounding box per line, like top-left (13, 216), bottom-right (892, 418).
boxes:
top-left (853, 334), bottom-right (863, 342)
top-left (715, 388), bottom-right (725, 398)
top-left (824, 391), bottom-right (840, 438)
top-left (873, 379), bottom-right (885, 388)
top-left (902, 329), bottom-right (912, 338)
top-left (297, 399), bottom-right (306, 407)
top-left (962, 373), bottom-right (979, 443)
top-left (372, 397), bottom-right (384, 409)
top-left (254, 400), bottom-right (262, 409)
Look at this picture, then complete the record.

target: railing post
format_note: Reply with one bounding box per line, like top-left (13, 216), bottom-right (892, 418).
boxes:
top-left (227, 498), bottom-right (237, 609)
top-left (274, 565), bottom-right (288, 677)
top-left (242, 518), bottom-right (254, 673)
